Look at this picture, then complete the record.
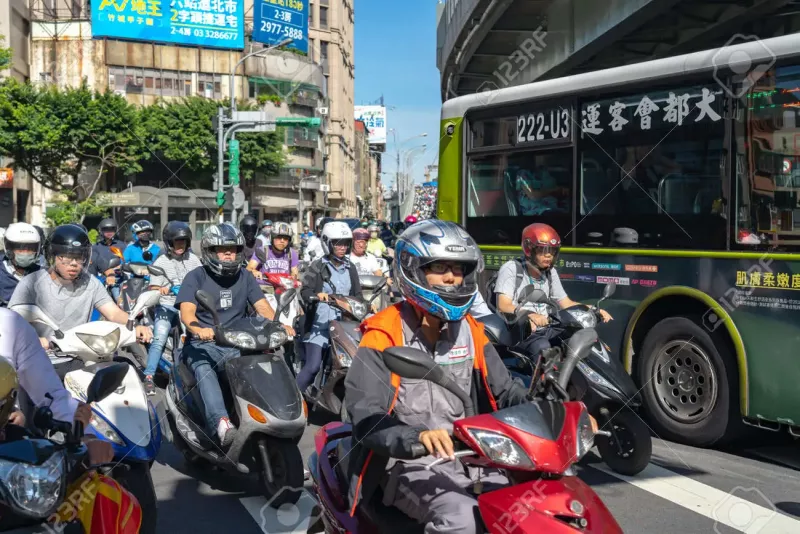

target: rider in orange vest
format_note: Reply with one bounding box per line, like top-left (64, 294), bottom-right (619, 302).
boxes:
top-left (343, 220), bottom-right (529, 534)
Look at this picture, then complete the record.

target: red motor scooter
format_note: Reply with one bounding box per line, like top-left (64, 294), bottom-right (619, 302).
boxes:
top-left (308, 290), bottom-right (623, 534)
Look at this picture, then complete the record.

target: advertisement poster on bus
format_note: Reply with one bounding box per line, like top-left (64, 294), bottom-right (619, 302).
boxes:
top-left (91, 0), bottom-right (244, 50)
top-left (354, 106), bottom-right (387, 145)
top-left (252, 0), bottom-right (309, 53)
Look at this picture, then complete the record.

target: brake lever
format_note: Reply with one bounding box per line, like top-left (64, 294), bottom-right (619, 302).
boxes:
top-left (424, 450), bottom-right (477, 471)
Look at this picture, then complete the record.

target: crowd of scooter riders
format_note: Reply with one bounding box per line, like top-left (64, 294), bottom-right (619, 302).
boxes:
top-left (0, 211), bottom-right (634, 533)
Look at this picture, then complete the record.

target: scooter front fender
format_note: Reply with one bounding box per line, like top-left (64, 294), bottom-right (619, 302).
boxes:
top-left (478, 476), bottom-right (622, 534)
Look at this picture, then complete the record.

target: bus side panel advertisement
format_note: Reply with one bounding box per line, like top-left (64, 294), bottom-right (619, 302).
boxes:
top-left (480, 250), bottom-right (800, 426)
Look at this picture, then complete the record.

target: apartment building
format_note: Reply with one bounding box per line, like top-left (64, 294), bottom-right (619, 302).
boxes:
top-left (308, 0), bottom-right (357, 217)
top-left (21, 0), bottom-right (357, 229)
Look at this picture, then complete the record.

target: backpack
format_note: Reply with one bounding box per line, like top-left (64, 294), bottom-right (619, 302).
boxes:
top-left (485, 257), bottom-right (552, 312)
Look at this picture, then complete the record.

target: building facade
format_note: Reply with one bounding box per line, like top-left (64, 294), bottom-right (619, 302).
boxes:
top-left (17, 0), bottom-right (357, 228)
top-left (308, 0), bottom-right (357, 217)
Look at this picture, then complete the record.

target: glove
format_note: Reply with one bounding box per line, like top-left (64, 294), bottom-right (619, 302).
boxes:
top-left (171, 285), bottom-right (181, 296)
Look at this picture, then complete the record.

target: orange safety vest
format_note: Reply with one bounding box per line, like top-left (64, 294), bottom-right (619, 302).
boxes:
top-left (349, 303), bottom-right (498, 516)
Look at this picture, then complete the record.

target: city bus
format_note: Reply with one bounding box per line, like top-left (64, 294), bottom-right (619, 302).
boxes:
top-left (437, 33), bottom-right (800, 447)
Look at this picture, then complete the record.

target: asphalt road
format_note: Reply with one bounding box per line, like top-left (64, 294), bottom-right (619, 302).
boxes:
top-left (147, 389), bottom-right (800, 534)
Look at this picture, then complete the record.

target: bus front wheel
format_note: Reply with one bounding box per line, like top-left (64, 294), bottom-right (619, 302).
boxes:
top-left (638, 316), bottom-right (738, 447)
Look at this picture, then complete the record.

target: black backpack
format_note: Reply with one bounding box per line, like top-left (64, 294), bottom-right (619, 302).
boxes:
top-left (485, 258), bottom-right (552, 312)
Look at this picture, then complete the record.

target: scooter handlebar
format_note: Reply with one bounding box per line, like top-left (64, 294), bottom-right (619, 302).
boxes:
top-left (410, 443), bottom-right (427, 458)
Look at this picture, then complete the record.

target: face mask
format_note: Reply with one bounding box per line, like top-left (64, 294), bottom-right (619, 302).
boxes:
top-left (14, 253), bottom-right (37, 269)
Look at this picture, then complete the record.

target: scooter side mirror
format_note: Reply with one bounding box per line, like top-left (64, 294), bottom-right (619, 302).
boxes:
top-left (127, 289), bottom-right (161, 329)
top-left (602, 282), bottom-right (616, 299)
top-left (195, 290), bottom-right (221, 326)
top-left (275, 288), bottom-right (297, 320)
top-left (8, 304), bottom-right (65, 339)
top-left (107, 257), bottom-right (122, 271)
top-left (382, 347), bottom-right (475, 417)
top-left (86, 362), bottom-right (129, 404)
top-left (147, 265), bottom-right (166, 277)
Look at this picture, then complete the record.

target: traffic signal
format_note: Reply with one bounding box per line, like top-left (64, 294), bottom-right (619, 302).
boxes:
top-left (216, 189), bottom-right (226, 208)
top-left (228, 139), bottom-right (240, 186)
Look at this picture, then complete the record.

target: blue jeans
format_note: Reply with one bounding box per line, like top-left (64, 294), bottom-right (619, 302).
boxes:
top-left (144, 305), bottom-right (178, 376)
top-left (182, 340), bottom-right (241, 432)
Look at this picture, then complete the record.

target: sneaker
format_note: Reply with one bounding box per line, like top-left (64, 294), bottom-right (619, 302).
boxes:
top-left (217, 417), bottom-right (237, 447)
top-left (143, 375), bottom-right (156, 396)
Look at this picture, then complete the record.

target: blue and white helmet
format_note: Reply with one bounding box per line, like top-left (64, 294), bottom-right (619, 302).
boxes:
top-left (395, 220), bottom-right (483, 322)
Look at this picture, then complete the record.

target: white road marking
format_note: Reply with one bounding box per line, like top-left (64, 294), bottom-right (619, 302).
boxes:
top-left (594, 463), bottom-right (800, 533)
top-left (240, 491), bottom-right (319, 534)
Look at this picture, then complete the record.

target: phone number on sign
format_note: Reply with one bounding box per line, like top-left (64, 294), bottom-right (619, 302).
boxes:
top-left (259, 21), bottom-right (304, 40)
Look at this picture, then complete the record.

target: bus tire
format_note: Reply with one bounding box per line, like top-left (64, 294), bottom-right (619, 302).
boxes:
top-left (638, 316), bottom-right (738, 447)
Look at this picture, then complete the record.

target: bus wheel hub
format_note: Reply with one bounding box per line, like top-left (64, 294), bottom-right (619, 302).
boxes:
top-left (653, 340), bottom-right (718, 424)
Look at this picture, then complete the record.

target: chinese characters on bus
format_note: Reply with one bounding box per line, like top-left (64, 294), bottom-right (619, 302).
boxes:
top-left (582, 88), bottom-right (722, 135)
top-left (92, 0), bottom-right (244, 50)
top-left (736, 270), bottom-right (800, 289)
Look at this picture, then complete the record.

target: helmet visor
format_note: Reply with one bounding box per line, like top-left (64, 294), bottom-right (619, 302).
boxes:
top-left (402, 254), bottom-right (480, 307)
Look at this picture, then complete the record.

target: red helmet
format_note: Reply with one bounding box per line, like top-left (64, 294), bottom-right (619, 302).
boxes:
top-left (404, 215), bottom-right (418, 225)
top-left (521, 223), bottom-right (561, 269)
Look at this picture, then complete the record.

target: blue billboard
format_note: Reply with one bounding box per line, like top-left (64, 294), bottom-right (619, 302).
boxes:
top-left (91, 0), bottom-right (244, 50)
top-left (252, 0), bottom-right (309, 54)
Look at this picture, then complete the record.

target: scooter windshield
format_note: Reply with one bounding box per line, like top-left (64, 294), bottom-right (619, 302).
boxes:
top-left (225, 354), bottom-right (303, 421)
top-left (490, 401), bottom-right (566, 442)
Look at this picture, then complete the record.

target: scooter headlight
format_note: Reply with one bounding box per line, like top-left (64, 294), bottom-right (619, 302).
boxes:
top-left (335, 347), bottom-right (353, 368)
top-left (0, 451), bottom-right (66, 518)
top-left (346, 298), bottom-right (368, 321)
top-left (575, 409), bottom-right (595, 461)
top-left (567, 309), bottom-right (596, 329)
top-left (90, 412), bottom-right (125, 446)
top-left (268, 330), bottom-right (288, 349)
top-left (577, 361), bottom-right (619, 394)
top-left (76, 328), bottom-right (121, 356)
top-left (467, 429), bottom-right (534, 469)
top-left (224, 331), bottom-right (257, 349)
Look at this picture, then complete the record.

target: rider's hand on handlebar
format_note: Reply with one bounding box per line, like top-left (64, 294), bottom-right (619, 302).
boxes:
top-left (39, 337), bottom-right (50, 350)
top-left (74, 403), bottom-right (92, 428)
top-left (418, 429), bottom-right (455, 460)
top-left (317, 292), bottom-right (329, 302)
top-left (160, 286), bottom-right (171, 296)
top-left (598, 309), bottom-right (613, 323)
top-left (196, 327), bottom-right (215, 341)
top-left (135, 325), bottom-right (153, 343)
top-left (8, 410), bottom-right (25, 426)
top-left (83, 437), bottom-right (114, 465)
top-left (282, 324), bottom-right (295, 337)
top-left (528, 312), bottom-right (550, 329)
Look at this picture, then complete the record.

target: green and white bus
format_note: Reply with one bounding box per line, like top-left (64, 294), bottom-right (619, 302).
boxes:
top-left (437, 33), bottom-right (800, 447)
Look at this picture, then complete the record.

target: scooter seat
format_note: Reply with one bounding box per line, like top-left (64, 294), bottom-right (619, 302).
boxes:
top-left (334, 438), bottom-right (424, 534)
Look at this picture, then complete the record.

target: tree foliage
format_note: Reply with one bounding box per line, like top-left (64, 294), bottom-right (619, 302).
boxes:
top-left (45, 193), bottom-right (110, 226)
top-left (0, 82), bottom-right (286, 193)
top-left (0, 35), bottom-right (11, 70)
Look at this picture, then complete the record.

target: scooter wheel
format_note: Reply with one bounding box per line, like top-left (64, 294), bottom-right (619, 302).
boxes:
top-left (596, 409), bottom-right (652, 476)
top-left (259, 438), bottom-right (304, 507)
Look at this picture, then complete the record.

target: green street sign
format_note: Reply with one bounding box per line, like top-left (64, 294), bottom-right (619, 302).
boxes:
top-left (276, 117), bottom-right (321, 128)
top-left (228, 139), bottom-right (240, 186)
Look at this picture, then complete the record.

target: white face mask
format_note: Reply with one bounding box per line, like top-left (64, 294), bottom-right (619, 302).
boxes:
top-left (13, 252), bottom-right (37, 269)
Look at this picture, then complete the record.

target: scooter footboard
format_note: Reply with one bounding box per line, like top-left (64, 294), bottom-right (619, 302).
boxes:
top-left (478, 476), bottom-right (622, 534)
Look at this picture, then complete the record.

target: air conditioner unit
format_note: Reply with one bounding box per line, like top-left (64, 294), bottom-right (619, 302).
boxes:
top-left (318, 107), bottom-right (329, 116)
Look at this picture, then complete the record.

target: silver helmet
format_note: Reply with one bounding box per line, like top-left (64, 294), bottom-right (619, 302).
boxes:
top-left (200, 223), bottom-right (245, 277)
top-left (394, 219), bottom-right (483, 322)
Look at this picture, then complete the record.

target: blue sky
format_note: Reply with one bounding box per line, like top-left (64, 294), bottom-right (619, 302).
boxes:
top-left (354, 0), bottom-right (442, 187)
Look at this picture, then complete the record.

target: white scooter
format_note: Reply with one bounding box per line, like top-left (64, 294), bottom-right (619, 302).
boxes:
top-left (10, 289), bottom-right (163, 534)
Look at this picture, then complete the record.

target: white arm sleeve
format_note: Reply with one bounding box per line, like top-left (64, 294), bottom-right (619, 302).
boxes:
top-left (4, 310), bottom-right (79, 424)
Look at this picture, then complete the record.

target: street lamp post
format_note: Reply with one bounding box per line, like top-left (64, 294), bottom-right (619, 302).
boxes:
top-left (390, 129), bottom-right (427, 209)
top-left (229, 38), bottom-right (292, 116)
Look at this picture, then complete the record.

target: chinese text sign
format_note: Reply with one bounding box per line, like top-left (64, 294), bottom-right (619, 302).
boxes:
top-left (252, 0), bottom-right (309, 54)
top-left (91, 0), bottom-right (244, 51)
top-left (354, 106), bottom-right (387, 145)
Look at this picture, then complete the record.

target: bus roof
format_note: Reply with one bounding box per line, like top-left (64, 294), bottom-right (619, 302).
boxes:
top-left (441, 33), bottom-right (800, 120)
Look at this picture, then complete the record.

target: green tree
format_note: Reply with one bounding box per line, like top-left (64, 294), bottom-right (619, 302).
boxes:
top-left (141, 96), bottom-right (285, 187)
top-left (45, 194), bottom-right (110, 227)
top-left (0, 35), bottom-right (11, 70)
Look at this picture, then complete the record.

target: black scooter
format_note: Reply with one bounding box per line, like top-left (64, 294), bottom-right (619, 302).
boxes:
top-left (165, 288), bottom-right (307, 506)
top-left (479, 283), bottom-right (652, 476)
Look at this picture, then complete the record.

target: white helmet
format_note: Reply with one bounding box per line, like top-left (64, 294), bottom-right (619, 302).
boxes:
top-left (3, 223), bottom-right (42, 269)
top-left (321, 221), bottom-right (353, 256)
